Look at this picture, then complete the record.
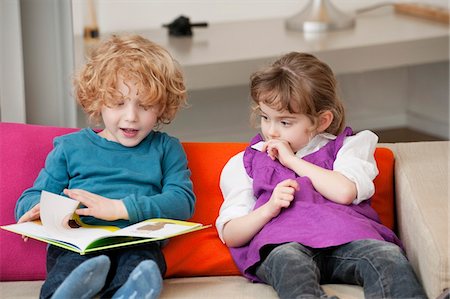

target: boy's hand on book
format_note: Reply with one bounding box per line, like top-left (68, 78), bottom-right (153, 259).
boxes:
top-left (17, 203), bottom-right (41, 223)
top-left (64, 189), bottom-right (129, 221)
top-left (17, 203), bottom-right (41, 241)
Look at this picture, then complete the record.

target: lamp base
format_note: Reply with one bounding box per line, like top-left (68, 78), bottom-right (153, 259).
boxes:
top-left (286, 0), bottom-right (355, 32)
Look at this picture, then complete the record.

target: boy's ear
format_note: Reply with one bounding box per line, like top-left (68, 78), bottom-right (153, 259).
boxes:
top-left (317, 110), bottom-right (333, 133)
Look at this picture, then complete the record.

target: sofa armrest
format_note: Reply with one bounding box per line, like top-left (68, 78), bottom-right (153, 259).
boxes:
top-left (386, 141), bottom-right (449, 299)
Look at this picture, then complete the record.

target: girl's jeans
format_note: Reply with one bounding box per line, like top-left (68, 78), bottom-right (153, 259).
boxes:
top-left (255, 239), bottom-right (427, 299)
top-left (40, 242), bottom-right (166, 299)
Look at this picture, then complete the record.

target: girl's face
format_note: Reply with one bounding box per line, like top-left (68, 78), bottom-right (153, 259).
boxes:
top-left (259, 102), bottom-right (316, 153)
top-left (98, 79), bottom-right (159, 147)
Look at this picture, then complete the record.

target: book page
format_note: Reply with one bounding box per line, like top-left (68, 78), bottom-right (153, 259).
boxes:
top-left (40, 190), bottom-right (80, 236)
top-left (38, 191), bottom-right (118, 249)
top-left (114, 219), bottom-right (202, 239)
top-left (6, 221), bottom-right (54, 240)
top-left (2, 191), bottom-right (207, 253)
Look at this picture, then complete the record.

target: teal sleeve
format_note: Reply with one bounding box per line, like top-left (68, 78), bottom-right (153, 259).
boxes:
top-left (122, 138), bottom-right (196, 223)
top-left (14, 139), bottom-right (70, 221)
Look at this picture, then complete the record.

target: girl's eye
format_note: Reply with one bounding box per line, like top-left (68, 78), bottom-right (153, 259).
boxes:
top-left (281, 121), bottom-right (291, 126)
top-left (260, 115), bottom-right (268, 121)
top-left (116, 102), bottom-right (125, 106)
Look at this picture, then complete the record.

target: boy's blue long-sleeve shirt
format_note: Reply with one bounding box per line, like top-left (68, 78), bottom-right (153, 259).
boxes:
top-left (15, 128), bottom-right (196, 228)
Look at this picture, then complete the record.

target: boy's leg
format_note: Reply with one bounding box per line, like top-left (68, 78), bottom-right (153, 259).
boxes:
top-left (51, 255), bottom-right (110, 299)
top-left (112, 259), bottom-right (162, 299)
top-left (39, 246), bottom-right (110, 299)
top-left (323, 239), bottom-right (427, 299)
top-left (255, 242), bottom-right (330, 299)
top-left (40, 246), bottom-right (89, 299)
top-left (99, 242), bottom-right (166, 298)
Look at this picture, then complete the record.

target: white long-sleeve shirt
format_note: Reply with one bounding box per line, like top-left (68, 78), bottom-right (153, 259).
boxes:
top-left (216, 130), bottom-right (379, 242)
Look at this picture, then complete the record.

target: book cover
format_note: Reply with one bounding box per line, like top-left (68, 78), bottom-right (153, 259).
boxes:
top-left (1, 191), bottom-right (209, 255)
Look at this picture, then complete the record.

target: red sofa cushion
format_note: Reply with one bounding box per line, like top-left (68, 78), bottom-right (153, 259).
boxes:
top-left (0, 122), bottom-right (395, 281)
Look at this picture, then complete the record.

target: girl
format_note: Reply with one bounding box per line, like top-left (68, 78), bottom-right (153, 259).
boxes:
top-left (216, 52), bottom-right (426, 299)
top-left (15, 35), bottom-right (195, 299)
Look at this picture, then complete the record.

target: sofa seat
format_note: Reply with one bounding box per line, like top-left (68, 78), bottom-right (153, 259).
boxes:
top-left (1, 277), bottom-right (365, 298)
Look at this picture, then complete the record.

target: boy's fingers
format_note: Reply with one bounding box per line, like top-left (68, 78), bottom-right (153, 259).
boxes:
top-left (17, 211), bottom-right (31, 223)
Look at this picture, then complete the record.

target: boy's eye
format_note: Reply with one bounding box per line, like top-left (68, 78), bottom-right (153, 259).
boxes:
top-left (260, 114), bottom-right (268, 121)
top-left (139, 104), bottom-right (151, 111)
top-left (281, 120), bottom-right (291, 126)
top-left (106, 102), bottom-right (124, 108)
top-left (113, 101), bottom-right (124, 107)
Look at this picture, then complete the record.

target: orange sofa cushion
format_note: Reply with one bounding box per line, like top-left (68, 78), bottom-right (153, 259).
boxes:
top-left (163, 144), bottom-right (395, 278)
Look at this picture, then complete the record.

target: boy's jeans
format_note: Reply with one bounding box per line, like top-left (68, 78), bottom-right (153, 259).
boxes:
top-left (255, 239), bottom-right (427, 299)
top-left (40, 242), bottom-right (166, 299)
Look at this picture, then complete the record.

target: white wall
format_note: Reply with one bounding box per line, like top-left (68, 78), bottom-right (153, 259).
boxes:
top-left (1, 0), bottom-right (77, 127)
top-left (161, 63), bottom-right (449, 142)
top-left (71, 0), bottom-right (449, 36)
top-left (20, 0), bottom-right (77, 127)
top-left (1, 0), bottom-right (26, 123)
top-left (406, 62), bottom-right (450, 138)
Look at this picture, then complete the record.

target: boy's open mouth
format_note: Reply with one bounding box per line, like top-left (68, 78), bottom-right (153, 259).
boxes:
top-left (121, 128), bottom-right (138, 133)
top-left (121, 128), bottom-right (139, 137)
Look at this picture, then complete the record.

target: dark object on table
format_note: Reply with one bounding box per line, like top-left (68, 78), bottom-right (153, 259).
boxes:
top-left (163, 15), bottom-right (208, 37)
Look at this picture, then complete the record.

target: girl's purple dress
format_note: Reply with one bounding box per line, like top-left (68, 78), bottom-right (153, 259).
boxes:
top-left (230, 127), bottom-right (401, 281)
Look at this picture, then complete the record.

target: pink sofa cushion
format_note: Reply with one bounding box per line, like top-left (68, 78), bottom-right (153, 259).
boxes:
top-left (0, 122), bottom-right (78, 281)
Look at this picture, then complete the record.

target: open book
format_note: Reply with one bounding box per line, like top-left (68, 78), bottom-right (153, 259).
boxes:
top-left (1, 191), bottom-right (209, 255)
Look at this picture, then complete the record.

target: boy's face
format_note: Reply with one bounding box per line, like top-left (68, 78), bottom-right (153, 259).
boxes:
top-left (259, 102), bottom-right (315, 153)
top-left (98, 79), bottom-right (159, 147)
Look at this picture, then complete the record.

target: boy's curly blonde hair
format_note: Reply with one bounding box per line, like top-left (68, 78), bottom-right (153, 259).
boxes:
top-left (250, 52), bottom-right (345, 135)
top-left (74, 34), bottom-right (187, 126)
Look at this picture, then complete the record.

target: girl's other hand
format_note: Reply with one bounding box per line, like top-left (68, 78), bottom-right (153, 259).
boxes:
top-left (265, 179), bottom-right (299, 218)
top-left (64, 189), bottom-right (129, 221)
top-left (17, 203), bottom-right (41, 242)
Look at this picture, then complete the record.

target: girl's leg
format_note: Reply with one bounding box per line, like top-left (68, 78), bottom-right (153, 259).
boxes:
top-left (39, 246), bottom-right (109, 299)
top-left (255, 242), bottom-right (330, 299)
top-left (324, 239), bottom-right (427, 299)
top-left (99, 242), bottom-right (166, 298)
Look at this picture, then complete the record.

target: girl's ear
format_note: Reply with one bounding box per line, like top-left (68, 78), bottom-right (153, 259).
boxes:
top-left (317, 110), bottom-right (333, 133)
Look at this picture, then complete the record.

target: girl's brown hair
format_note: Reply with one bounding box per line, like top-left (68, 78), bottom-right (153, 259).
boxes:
top-left (74, 34), bottom-right (187, 126)
top-left (250, 52), bottom-right (345, 135)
